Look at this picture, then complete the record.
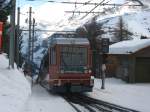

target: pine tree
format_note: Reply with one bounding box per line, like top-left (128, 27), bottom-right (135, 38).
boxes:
top-left (113, 16), bottom-right (133, 42)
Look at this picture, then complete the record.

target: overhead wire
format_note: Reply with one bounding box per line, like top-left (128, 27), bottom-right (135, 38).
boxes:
top-left (68, 0), bottom-right (95, 20)
top-left (80, 0), bottom-right (107, 20)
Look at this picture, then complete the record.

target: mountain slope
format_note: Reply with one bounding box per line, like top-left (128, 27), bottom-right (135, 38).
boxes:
top-left (96, 10), bottom-right (150, 42)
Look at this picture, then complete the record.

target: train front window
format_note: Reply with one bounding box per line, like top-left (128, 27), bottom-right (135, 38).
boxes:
top-left (60, 46), bottom-right (87, 73)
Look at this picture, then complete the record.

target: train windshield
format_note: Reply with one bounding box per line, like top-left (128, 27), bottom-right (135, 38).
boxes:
top-left (60, 46), bottom-right (87, 73)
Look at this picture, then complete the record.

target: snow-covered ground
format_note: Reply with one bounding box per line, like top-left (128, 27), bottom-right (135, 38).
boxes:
top-left (0, 54), bottom-right (31, 112)
top-left (1, 54), bottom-right (150, 112)
top-left (88, 78), bottom-right (150, 112)
top-left (22, 85), bottom-right (75, 112)
top-left (0, 54), bottom-right (75, 112)
top-left (23, 78), bottom-right (150, 112)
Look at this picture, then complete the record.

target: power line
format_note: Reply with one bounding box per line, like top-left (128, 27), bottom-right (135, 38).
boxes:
top-left (80, 0), bottom-right (106, 19)
top-left (69, 0), bottom-right (94, 20)
top-left (26, 0), bottom-right (143, 21)
top-left (48, 0), bottom-right (143, 19)
top-left (21, 29), bottom-right (76, 33)
top-left (48, 0), bottom-right (143, 6)
top-left (66, 11), bottom-right (104, 14)
top-left (48, 0), bottom-right (98, 5)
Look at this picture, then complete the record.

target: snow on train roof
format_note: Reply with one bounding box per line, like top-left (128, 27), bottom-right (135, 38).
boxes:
top-left (109, 39), bottom-right (150, 54)
top-left (50, 37), bottom-right (89, 45)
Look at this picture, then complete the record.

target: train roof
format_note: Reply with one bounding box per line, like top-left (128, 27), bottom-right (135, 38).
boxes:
top-left (49, 37), bottom-right (89, 45)
top-left (48, 32), bottom-right (89, 46)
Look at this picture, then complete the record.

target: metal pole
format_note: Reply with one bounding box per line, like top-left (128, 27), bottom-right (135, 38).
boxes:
top-left (28, 7), bottom-right (32, 63)
top-left (32, 18), bottom-right (35, 62)
top-left (100, 53), bottom-right (105, 89)
top-left (16, 7), bottom-right (20, 68)
top-left (101, 62), bottom-right (106, 89)
top-left (9, 0), bottom-right (16, 69)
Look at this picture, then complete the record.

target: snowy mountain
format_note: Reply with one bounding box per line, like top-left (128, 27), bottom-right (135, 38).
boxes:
top-left (73, 0), bottom-right (150, 44)
top-left (21, 24), bottom-right (48, 68)
top-left (95, 10), bottom-right (150, 42)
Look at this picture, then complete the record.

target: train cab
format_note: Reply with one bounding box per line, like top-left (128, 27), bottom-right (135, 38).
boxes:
top-left (39, 33), bottom-right (94, 92)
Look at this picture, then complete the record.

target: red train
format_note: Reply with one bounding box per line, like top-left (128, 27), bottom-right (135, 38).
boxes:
top-left (38, 33), bottom-right (94, 92)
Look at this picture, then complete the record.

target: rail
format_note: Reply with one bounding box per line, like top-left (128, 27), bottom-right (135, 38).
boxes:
top-left (62, 93), bottom-right (139, 112)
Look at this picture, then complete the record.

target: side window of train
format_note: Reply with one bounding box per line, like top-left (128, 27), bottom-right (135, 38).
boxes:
top-left (50, 47), bottom-right (56, 65)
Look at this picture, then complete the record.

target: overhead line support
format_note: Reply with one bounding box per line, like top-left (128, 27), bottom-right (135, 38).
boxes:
top-left (9, 0), bottom-right (16, 69)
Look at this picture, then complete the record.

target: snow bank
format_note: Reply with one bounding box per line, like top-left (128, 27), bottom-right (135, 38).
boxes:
top-left (0, 54), bottom-right (31, 112)
top-left (88, 78), bottom-right (150, 112)
top-left (109, 39), bottom-right (150, 54)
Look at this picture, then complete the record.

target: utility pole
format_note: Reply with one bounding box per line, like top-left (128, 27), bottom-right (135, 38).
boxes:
top-left (16, 7), bottom-right (20, 68)
top-left (101, 38), bottom-right (109, 89)
top-left (26, 7), bottom-right (33, 77)
top-left (28, 7), bottom-right (32, 64)
top-left (9, 0), bottom-right (16, 69)
top-left (32, 18), bottom-right (35, 63)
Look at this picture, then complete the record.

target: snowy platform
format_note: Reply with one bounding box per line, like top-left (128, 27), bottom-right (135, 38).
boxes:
top-left (87, 78), bottom-right (150, 112)
top-left (0, 54), bottom-right (31, 112)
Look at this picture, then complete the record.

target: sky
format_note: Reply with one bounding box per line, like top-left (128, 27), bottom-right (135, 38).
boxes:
top-left (17, 0), bottom-right (50, 8)
top-left (16, 0), bottom-right (74, 27)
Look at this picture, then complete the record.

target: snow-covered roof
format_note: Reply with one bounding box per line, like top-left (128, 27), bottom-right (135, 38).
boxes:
top-left (109, 39), bottom-right (150, 54)
top-left (50, 38), bottom-right (89, 45)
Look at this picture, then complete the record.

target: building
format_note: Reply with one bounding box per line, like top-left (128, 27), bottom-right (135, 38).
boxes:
top-left (107, 39), bottom-right (150, 83)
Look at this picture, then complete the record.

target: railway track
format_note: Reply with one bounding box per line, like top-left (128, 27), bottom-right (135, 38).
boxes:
top-left (40, 84), bottom-right (139, 112)
top-left (62, 93), bottom-right (139, 112)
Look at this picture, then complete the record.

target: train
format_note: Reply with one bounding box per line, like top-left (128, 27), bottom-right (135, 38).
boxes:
top-left (38, 33), bottom-right (94, 92)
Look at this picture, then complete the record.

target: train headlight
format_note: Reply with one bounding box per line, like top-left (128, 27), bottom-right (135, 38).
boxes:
top-left (60, 70), bottom-right (64, 74)
top-left (91, 76), bottom-right (94, 79)
top-left (89, 69), bottom-right (92, 74)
